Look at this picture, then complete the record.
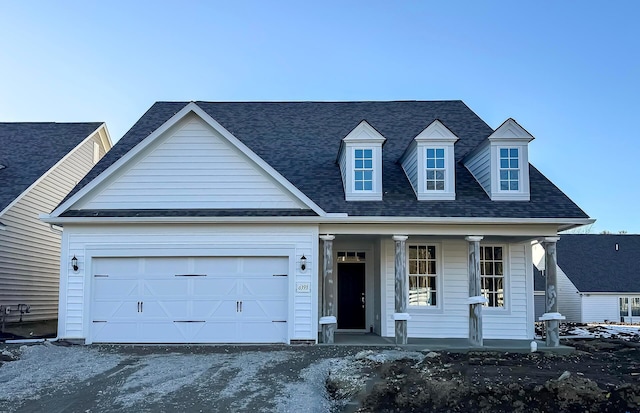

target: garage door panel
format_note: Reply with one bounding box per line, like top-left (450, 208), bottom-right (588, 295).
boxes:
top-left (142, 279), bottom-right (189, 297)
top-left (93, 279), bottom-right (137, 299)
top-left (242, 257), bottom-right (288, 274)
top-left (91, 256), bottom-right (289, 343)
top-left (192, 277), bottom-right (236, 296)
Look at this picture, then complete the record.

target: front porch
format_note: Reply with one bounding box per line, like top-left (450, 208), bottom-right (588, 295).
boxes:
top-left (325, 332), bottom-right (574, 354)
top-left (316, 232), bottom-right (563, 348)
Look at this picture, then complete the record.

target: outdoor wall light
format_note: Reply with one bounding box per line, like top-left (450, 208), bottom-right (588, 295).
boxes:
top-left (300, 255), bottom-right (307, 271)
top-left (71, 255), bottom-right (78, 272)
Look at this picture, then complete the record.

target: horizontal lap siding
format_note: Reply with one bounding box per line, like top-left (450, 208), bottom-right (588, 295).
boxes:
top-left (383, 239), bottom-right (533, 340)
top-left (60, 225), bottom-right (317, 342)
top-left (80, 117), bottom-right (305, 210)
top-left (0, 135), bottom-right (104, 321)
top-left (581, 295), bottom-right (619, 323)
top-left (557, 268), bottom-right (582, 322)
top-left (465, 145), bottom-right (491, 193)
top-left (484, 244), bottom-right (530, 339)
top-left (401, 141), bottom-right (418, 193)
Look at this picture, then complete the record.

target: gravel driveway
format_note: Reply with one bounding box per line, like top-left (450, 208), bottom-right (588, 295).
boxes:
top-left (0, 342), bottom-right (370, 413)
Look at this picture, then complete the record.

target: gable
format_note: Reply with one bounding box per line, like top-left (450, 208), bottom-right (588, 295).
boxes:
top-left (72, 114), bottom-right (309, 211)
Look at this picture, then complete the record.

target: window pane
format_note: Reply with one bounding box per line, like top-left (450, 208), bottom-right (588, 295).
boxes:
top-left (510, 159), bottom-right (518, 168)
top-left (418, 246), bottom-right (427, 259)
top-left (355, 171), bottom-right (363, 180)
top-left (428, 261), bottom-right (436, 274)
top-left (632, 298), bottom-right (640, 316)
top-left (485, 247), bottom-right (493, 260)
top-left (364, 160), bottom-right (372, 168)
top-left (427, 148), bottom-right (434, 157)
top-left (436, 182), bottom-right (444, 190)
top-left (500, 182), bottom-right (509, 190)
top-left (426, 170), bottom-right (434, 179)
top-left (430, 291), bottom-right (437, 306)
top-left (409, 260), bottom-right (417, 274)
top-left (364, 181), bottom-right (372, 190)
top-left (427, 159), bottom-right (435, 168)
top-left (364, 149), bottom-right (372, 158)
top-left (621, 297), bottom-right (629, 317)
top-left (509, 170), bottom-right (519, 180)
top-left (436, 148), bottom-right (444, 157)
top-left (355, 160), bottom-right (363, 168)
top-left (500, 148), bottom-right (508, 157)
top-left (355, 182), bottom-right (363, 190)
top-left (510, 148), bottom-right (518, 157)
top-left (427, 246), bottom-right (435, 258)
top-left (427, 182), bottom-right (435, 190)
top-left (500, 170), bottom-right (508, 180)
top-left (484, 262), bottom-right (493, 275)
top-left (480, 245), bottom-right (505, 307)
top-left (510, 181), bottom-right (519, 190)
top-left (495, 262), bottom-right (503, 276)
top-left (355, 149), bottom-right (363, 157)
top-left (363, 170), bottom-right (372, 180)
top-left (409, 246), bottom-right (417, 259)
top-left (428, 276), bottom-right (436, 289)
top-left (494, 247), bottom-right (503, 260)
top-left (436, 159), bottom-right (444, 168)
top-left (418, 261), bottom-right (426, 274)
top-left (500, 159), bottom-right (509, 168)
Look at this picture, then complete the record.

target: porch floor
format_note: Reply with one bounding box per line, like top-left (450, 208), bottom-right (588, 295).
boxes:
top-left (326, 332), bottom-right (574, 354)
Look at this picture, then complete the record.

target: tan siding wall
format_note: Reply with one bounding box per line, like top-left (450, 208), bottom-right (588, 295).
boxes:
top-left (0, 132), bottom-right (107, 321)
top-left (79, 116), bottom-right (306, 210)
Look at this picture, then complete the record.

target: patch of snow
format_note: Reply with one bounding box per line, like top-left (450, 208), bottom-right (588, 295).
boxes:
top-left (0, 343), bottom-right (122, 402)
top-left (274, 357), bottom-right (345, 413)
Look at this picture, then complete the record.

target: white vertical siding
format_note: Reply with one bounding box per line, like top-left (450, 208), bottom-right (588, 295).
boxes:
top-left (58, 224), bottom-right (318, 343)
top-left (382, 239), bottom-right (533, 340)
top-left (581, 295), bottom-right (620, 323)
top-left (0, 133), bottom-right (107, 321)
top-left (464, 143), bottom-right (491, 194)
top-left (78, 115), bottom-right (307, 210)
top-left (400, 141), bottom-right (418, 194)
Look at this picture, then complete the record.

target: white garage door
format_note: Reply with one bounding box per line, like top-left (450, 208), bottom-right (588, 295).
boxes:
top-left (90, 256), bottom-right (289, 343)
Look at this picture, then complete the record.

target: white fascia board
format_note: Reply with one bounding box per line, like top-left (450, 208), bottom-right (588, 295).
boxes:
top-left (49, 103), bottom-right (327, 218)
top-left (1, 123), bottom-right (108, 218)
top-left (40, 214), bottom-right (594, 227)
top-left (342, 120), bottom-right (387, 143)
top-left (488, 118), bottom-right (535, 143)
top-left (414, 119), bottom-right (459, 143)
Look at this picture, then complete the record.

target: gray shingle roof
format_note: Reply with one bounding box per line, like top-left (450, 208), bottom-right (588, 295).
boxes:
top-left (556, 234), bottom-right (640, 293)
top-left (0, 122), bottom-right (103, 213)
top-left (59, 101), bottom-right (588, 219)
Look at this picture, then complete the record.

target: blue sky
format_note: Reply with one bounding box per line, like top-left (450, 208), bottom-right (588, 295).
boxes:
top-left (1, 1), bottom-right (638, 233)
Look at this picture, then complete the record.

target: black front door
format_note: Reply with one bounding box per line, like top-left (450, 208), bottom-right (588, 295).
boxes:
top-left (337, 262), bottom-right (366, 329)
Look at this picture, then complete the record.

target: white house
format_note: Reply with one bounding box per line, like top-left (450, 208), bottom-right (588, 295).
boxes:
top-left (0, 122), bottom-right (112, 322)
top-left (533, 234), bottom-right (640, 324)
top-left (42, 101), bottom-right (591, 345)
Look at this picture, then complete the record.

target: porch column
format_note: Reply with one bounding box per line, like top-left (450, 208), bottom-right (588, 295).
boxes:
top-left (393, 235), bottom-right (410, 345)
top-left (319, 234), bottom-right (336, 344)
top-left (465, 236), bottom-right (486, 347)
top-left (540, 236), bottom-right (565, 347)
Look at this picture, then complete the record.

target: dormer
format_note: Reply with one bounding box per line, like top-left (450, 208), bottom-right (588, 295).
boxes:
top-left (464, 118), bottom-right (534, 201)
top-left (337, 120), bottom-right (386, 201)
top-left (400, 120), bottom-right (458, 200)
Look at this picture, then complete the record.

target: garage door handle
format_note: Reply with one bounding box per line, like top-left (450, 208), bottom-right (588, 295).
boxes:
top-left (174, 274), bottom-right (207, 277)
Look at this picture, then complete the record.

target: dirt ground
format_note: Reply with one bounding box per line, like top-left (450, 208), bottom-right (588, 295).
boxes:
top-left (330, 338), bottom-right (640, 412)
top-left (3, 332), bottom-right (640, 412)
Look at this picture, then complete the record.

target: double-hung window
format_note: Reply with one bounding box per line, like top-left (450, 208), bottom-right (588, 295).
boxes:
top-left (426, 148), bottom-right (445, 191)
top-left (354, 149), bottom-right (373, 191)
top-left (408, 245), bottom-right (438, 306)
top-left (499, 148), bottom-right (519, 191)
top-left (480, 246), bottom-right (505, 307)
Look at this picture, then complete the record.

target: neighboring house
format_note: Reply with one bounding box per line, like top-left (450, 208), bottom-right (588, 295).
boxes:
top-left (0, 123), bottom-right (112, 322)
top-left (42, 101), bottom-right (591, 345)
top-left (533, 234), bottom-right (640, 323)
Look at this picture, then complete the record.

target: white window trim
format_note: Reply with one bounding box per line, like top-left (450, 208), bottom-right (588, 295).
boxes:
top-left (417, 145), bottom-right (456, 200)
top-left (489, 144), bottom-right (530, 201)
top-left (497, 146), bottom-right (520, 192)
top-left (344, 145), bottom-right (383, 201)
top-left (480, 243), bottom-right (509, 312)
top-left (406, 242), bottom-right (443, 313)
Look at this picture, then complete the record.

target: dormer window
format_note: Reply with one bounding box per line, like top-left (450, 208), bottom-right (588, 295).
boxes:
top-left (465, 118), bottom-right (533, 201)
top-left (337, 121), bottom-right (385, 201)
top-left (426, 148), bottom-right (446, 191)
top-left (400, 120), bottom-right (458, 201)
top-left (354, 149), bottom-right (373, 191)
top-left (499, 148), bottom-right (519, 191)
